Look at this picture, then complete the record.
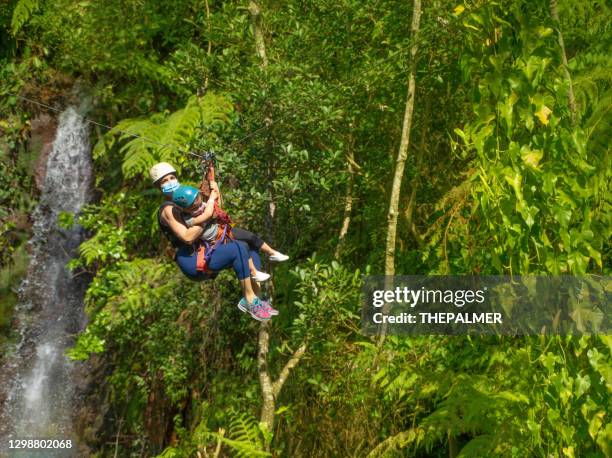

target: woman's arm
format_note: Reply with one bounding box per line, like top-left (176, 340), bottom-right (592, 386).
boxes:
top-left (161, 206), bottom-right (204, 244)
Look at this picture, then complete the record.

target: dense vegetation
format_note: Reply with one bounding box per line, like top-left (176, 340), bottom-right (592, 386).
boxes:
top-left (1, 0), bottom-right (610, 456)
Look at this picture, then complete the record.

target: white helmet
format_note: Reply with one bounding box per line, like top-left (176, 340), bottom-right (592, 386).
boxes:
top-left (149, 162), bottom-right (177, 184)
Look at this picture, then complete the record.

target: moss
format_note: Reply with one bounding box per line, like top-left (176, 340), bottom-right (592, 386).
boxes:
top-left (0, 243), bottom-right (29, 352)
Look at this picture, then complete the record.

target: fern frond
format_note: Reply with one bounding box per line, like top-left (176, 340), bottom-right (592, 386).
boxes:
top-left (112, 94), bottom-right (234, 180)
top-left (229, 412), bottom-right (261, 444)
top-left (11, 0), bottom-right (40, 35)
top-left (157, 97), bottom-right (202, 163)
top-left (585, 90), bottom-right (612, 136)
top-left (198, 93), bottom-right (234, 128)
top-left (112, 118), bottom-right (162, 178)
top-left (79, 236), bottom-right (104, 266)
top-left (367, 429), bottom-right (422, 457)
top-left (569, 51), bottom-right (612, 121)
top-left (209, 412), bottom-right (270, 458)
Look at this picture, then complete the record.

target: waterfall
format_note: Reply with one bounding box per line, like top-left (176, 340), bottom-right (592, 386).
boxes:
top-left (0, 106), bottom-right (92, 457)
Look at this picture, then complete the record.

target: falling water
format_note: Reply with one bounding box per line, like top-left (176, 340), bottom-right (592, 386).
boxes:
top-left (0, 106), bottom-right (92, 457)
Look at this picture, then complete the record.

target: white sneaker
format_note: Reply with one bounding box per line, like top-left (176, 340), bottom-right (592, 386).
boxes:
top-left (269, 251), bottom-right (289, 262)
top-left (252, 270), bottom-right (271, 282)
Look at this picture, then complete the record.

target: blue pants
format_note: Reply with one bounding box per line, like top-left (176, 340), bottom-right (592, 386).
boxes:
top-left (176, 241), bottom-right (261, 281)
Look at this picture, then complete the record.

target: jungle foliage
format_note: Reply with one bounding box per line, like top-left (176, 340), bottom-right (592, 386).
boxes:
top-left (1, 0), bottom-right (610, 456)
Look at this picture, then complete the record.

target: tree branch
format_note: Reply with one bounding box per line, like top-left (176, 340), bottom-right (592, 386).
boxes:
top-left (336, 130), bottom-right (356, 258)
top-left (272, 343), bottom-right (307, 398)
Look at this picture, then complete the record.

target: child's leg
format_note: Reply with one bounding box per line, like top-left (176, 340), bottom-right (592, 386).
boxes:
top-left (232, 226), bottom-right (283, 257)
top-left (249, 248), bottom-right (263, 296)
top-left (247, 258), bottom-right (258, 276)
top-left (232, 228), bottom-right (263, 273)
top-left (249, 248), bottom-right (262, 271)
top-left (259, 242), bottom-right (275, 256)
top-left (232, 227), bottom-right (267, 252)
top-left (231, 229), bottom-right (270, 275)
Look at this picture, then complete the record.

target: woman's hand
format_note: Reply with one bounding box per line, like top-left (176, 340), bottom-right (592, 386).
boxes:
top-left (190, 193), bottom-right (218, 226)
top-left (209, 181), bottom-right (220, 193)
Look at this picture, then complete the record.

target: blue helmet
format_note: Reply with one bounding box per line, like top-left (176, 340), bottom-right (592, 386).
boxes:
top-left (172, 185), bottom-right (199, 208)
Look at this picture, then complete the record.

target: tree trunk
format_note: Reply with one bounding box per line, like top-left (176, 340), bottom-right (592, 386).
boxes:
top-left (448, 432), bottom-right (458, 458)
top-left (202, 0), bottom-right (212, 92)
top-left (248, 0), bottom-right (275, 251)
top-left (247, 3), bottom-right (307, 447)
top-left (550, 0), bottom-right (577, 123)
top-left (384, 0), bottom-right (422, 277)
top-left (247, 1), bottom-right (275, 433)
top-left (257, 322), bottom-right (275, 433)
top-left (248, 0), bottom-right (269, 67)
top-left (404, 94), bottom-right (430, 248)
top-left (335, 130), bottom-right (357, 258)
top-left (379, 0), bottom-right (422, 345)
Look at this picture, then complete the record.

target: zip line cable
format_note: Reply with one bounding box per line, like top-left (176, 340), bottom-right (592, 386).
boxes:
top-left (8, 3), bottom-right (487, 160)
top-left (9, 94), bottom-right (205, 159)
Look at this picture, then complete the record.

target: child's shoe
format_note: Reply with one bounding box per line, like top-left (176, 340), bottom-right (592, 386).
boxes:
top-left (269, 251), bottom-right (289, 262)
top-left (251, 270), bottom-right (271, 282)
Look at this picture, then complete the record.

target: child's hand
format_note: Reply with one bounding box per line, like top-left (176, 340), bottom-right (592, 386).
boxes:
top-left (210, 181), bottom-right (220, 192)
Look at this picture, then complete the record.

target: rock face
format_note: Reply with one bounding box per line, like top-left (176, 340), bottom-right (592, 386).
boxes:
top-left (29, 113), bottom-right (58, 193)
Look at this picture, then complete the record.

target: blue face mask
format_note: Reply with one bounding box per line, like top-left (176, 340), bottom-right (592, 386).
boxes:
top-left (161, 180), bottom-right (180, 195)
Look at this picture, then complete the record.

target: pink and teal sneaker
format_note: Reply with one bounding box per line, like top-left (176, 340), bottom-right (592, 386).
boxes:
top-left (237, 297), bottom-right (274, 321)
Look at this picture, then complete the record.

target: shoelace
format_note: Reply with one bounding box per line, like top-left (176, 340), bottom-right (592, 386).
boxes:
top-left (251, 302), bottom-right (265, 313)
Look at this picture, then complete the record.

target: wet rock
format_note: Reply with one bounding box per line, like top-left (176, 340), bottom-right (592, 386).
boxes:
top-left (29, 114), bottom-right (58, 193)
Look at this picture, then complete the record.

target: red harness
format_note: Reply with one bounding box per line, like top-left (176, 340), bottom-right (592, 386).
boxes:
top-left (195, 224), bottom-right (232, 273)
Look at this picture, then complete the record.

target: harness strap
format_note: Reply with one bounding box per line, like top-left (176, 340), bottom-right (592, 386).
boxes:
top-left (196, 244), bottom-right (207, 272)
top-left (195, 225), bottom-right (230, 273)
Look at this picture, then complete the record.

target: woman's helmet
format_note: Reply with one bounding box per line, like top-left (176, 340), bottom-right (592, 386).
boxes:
top-left (150, 162), bottom-right (177, 184)
top-left (173, 185), bottom-right (199, 208)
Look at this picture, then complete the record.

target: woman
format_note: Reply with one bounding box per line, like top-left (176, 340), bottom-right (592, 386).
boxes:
top-left (150, 163), bottom-right (277, 321)
top-left (151, 162), bottom-right (289, 282)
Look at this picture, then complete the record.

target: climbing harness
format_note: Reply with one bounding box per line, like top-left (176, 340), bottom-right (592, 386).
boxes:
top-left (195, 223), bottom-right (229, 274)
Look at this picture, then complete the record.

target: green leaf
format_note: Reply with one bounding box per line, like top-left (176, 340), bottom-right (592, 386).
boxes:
top-left (520, 147), bottom-right (543, 171)
top-left (552, 206), bottom-right (572, 227)
top-left (574, 374), bottom-right (591, 399)
top-left (588, 411), bottom-right (605, 440)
